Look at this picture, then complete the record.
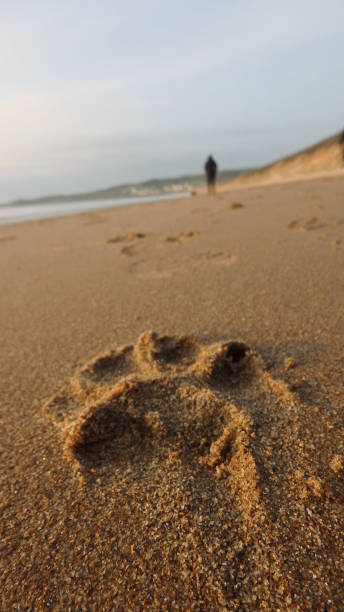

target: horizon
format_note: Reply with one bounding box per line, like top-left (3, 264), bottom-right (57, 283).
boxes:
top-left (5, 165), bottom-right (250, 205)
top-left (1, 0), bottom-right (343, 201)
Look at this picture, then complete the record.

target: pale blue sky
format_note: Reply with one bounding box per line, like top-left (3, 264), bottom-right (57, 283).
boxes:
top-left (1, 0), bottom-right (343, 201)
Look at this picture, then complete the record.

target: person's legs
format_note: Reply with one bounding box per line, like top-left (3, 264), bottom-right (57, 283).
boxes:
top-left (208, 178), bottom-right (215, 195)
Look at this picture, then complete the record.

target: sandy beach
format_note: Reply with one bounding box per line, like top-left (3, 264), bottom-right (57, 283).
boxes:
top-left (1, 173), bottom-right (343, 610)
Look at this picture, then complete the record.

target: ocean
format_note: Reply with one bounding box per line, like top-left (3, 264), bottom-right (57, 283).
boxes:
top-left (0, 192), bottom-right (189, 226)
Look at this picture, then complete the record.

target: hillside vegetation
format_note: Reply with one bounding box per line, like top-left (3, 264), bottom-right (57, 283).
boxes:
top-left (217, 131), bottom-right (343, 191)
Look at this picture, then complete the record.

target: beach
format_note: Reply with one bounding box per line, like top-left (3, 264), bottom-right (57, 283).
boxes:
top-left (1, 173), bottom-right (343, 609)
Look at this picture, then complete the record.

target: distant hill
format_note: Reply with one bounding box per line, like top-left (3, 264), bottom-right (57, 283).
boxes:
top-left (216, 131), bottom-right (344, 191)
top-left (9, 168), bottom-right (249, 206)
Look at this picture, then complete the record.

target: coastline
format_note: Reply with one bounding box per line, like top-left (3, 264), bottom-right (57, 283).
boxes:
top-left (0, 191), bottom-right (190, 227)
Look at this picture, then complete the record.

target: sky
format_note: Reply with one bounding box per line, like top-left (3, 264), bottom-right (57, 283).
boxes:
top-left (1, 0), bottom-right (344, 201)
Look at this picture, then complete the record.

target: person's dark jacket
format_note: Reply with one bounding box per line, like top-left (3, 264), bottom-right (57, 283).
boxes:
top-left (205, 157), bottom-right (217, 181)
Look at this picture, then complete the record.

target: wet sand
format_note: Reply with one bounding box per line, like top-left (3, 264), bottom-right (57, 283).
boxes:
top-left (0, 173), bottom-right (343, 610)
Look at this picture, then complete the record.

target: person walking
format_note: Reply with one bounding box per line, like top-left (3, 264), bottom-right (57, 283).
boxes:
top-left (205, 155), bottom-right (217, 195)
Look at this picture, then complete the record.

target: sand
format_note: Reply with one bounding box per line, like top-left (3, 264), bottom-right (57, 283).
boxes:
top-left (0, 172), bottom-right (343, 610)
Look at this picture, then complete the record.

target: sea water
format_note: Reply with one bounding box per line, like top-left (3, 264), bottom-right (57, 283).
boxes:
top-left (0, 192), bottom-right (189, 226)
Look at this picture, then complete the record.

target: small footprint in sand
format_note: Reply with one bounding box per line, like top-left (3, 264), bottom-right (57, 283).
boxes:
top-left (286, 217), bottom-right (343, 252)
top-left (286, 217), bottom-right (325, 231)
top-left (331, 239), bottom-right (342, 251)
top-left (44, 330), bottom-right (335, 509)
top-left (106, 232), bottom-right (146, 244)
top-left (164, 230), bottom-right (197, 243)
top-left (226, 201), bottom-right (244, 210)
top-left (43, 331), bottom-right (306, 510)
top-left (0, 235), bottom-right (17, 242)
top-left (128, 249), bottom-right (237, 279)
top-left (43, 332), bottom-right (253, 485)
top-left (43, 331), bottom-right (332, 530)
top-left (191, 250), bottom-right (237, 266)
top-left (120, 245), bottom-right (137, 257)
top-left (287, 217), bottom-right (344, 231)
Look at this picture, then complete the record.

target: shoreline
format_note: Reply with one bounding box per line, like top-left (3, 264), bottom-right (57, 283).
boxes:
top-left (0, 190), bottom-right (190, 227)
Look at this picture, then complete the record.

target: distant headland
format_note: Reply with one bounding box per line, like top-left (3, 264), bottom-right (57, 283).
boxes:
top-left (8, 168), bottom-right (250, 206)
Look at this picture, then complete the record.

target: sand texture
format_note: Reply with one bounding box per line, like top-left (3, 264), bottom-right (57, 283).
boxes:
top-left (1, 173), bottom-right (344, 610)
